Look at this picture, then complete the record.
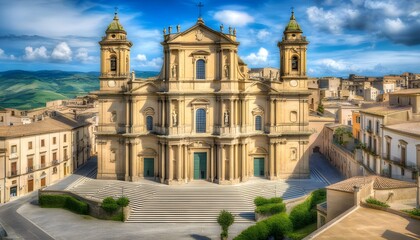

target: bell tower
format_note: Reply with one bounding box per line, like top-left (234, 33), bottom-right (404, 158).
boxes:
top-left (99, 11), bottom-right (132, 88)
top-left (278, 10), bottom-right (308, 89)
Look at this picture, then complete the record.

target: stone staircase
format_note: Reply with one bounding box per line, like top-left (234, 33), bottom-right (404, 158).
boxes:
top-left (68, 177), bottom-right (310, 223)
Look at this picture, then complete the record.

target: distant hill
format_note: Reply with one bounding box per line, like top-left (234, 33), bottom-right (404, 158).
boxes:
top-left (0, 70), bottom-right (159, 110)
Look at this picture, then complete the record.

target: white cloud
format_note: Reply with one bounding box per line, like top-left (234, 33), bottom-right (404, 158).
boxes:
top-left (364, 0), bottom-right (402, 17)
top-left (23, 46), bottom-right (49, 60)
top-left (136, 54), bottom-right (147, 61)
top-left (257, 29), bottom-right (270, 40)
top-left (75, 48), bottom-right (95, 63)
top-left (306, 6), bottom-right (359, 34)
top-left (51, 42), bottom-right (72, 62)
top-left (243, 47), bottom-right (269, 65)
top-left (213, 10), bottom-right (254, 27)
top-left (134, 53), bottom-right (162, 69)
top-left (315, 58), bottom-right (355, 71)
top-left (384, 18), bottom-right (405, 34)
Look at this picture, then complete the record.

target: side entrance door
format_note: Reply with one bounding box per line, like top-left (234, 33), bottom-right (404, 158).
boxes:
top-left (254, 158), bottom-right (265, 177)
top-left (194, 152), bottom-right (207, 179)
top-left (144, 158), bottom-right (154, 177)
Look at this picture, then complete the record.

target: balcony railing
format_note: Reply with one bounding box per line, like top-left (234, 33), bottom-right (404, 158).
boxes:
top-left (27, 166), bottom-right (34, 173)
top-left (52, 159), bottom-right (59, 165)
top-left (8, 170), bottom-right (18, 177)
top-left (366, 126), bottom-right (373, 133)
top-left (9, 153), bottom-right (18, 159)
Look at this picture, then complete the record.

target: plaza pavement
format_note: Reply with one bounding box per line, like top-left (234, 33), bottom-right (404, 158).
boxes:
top-left (3, 153), bottom-right (343, 239)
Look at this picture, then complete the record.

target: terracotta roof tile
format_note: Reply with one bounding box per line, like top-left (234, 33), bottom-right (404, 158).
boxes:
top-left (327, 176), bottom-right (416, 193)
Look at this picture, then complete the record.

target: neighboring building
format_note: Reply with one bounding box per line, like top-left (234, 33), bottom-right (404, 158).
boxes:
top-left (315, 175), bottom-right (417, 230)
top-left (0, 114), bottom-right (93, 203)
top-left (359, 106), bottom-right (412, 175)
top-left (363, 87), bottom-right (379, 101)
top-left (337, 105), bottom-right (360, 126)
top-left (319, 77), bottom-right (341, 99)
top-left (95, 11), bottom-right (312, 184)
top-left (382, 121), bottom-right (420, 181)
top-left (308, 78), bottom-right (320, 112)
top-left (352, 110), bottom-right (361, 142)
top-left (321, 124), bottom-right (364, 179)
top-left (389, 89), bottom-right (420, 114)
top-left (249, 67), bottom-right (279, 80)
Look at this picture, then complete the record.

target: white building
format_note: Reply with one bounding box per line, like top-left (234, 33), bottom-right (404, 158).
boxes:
top-left (382, 121), bottom-right (420, 181)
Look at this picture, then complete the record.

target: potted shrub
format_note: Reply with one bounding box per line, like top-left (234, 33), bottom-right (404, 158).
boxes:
top-left (217, 210), bottom-right (235, 240)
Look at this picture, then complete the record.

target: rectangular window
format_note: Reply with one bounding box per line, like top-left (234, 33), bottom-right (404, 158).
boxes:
top-left (28, 157), bottom-right (34, 172)
top-left (0, 116), bottom-right (3, 122)
top-left (41, 139), bottom-right (45, 147)
top-left (53, 137), bottom-right (57, 145)
top-left (11, 145), bottom-right (17, 153)
top-left (11, 162), bottom-right (17, 176)
top-left (41, 155), bottom-right (46, 168)
top-left (64, 148), bottom-right (68, 160)
top-left (376, 121), bottom-right (380, 134)
top-left (53, 152), bottom-right (57, 161)
top-left (64, 134), bottom-right (67, 143)
top-left (28, 141), bottom-right (33, 150)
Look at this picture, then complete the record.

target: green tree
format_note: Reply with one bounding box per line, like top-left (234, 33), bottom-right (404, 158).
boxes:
top-left (218, 210), bottom-right (235, 239)
top-left (317, 103), bottom-right (324, 114)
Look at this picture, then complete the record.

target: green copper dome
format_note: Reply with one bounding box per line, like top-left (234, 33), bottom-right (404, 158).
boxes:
top-left (284, 11), bottom-right (302, 32)
top-left (106, 13), bottom-right (125, 32)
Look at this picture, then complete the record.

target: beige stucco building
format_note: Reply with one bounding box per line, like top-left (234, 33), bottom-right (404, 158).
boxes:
top-left (0, 114), bottom-right (93, 203)
top-left (95, 11), bottom-right (312, 185)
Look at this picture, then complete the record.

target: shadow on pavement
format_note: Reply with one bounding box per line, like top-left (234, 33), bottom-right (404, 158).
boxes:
top-left (190, 234), bottom-right (211, 240)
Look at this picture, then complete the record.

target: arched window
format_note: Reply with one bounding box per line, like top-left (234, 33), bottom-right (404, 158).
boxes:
top-left (146, 116), bottom-right (153, 131)
top-left (255, 115), bottom-right (262, 131)
top-left (196, 108), bottom-right (206, 133)
top-left (110, 56), bottom-right (117, 71)
top-left (292, 56), bottom-right (298, 71)
top-left (196, 59), bottom-right (205, 79)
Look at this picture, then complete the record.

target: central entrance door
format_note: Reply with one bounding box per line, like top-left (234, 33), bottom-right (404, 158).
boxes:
top-left (194, 152), bottom-right (207, 179)
top-left (254, 158), bottom-right (265, 177)
top-left (144, 158), bottom-right (154, 177)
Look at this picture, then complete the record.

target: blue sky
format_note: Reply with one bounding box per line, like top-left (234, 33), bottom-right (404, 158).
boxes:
top-left (0, 0), bottom-right (419, 77)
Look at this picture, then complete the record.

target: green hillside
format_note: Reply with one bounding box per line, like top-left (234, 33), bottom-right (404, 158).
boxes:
top-left (0, 70), bottom-right (158, 110)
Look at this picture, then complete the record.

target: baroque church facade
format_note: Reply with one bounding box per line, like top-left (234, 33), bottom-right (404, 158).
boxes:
top-left (95, 11), bottom-right (312, 184)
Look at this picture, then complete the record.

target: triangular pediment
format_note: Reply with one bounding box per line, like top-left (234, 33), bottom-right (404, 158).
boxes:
top-left (131, 81), bottom-right (159, 93)
top-left (244, 81), bottom-right (278, 93)
top-left (166, 22), bottom-right (236, 44)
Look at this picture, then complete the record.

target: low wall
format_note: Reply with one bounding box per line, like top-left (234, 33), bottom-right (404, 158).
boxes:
top-left (374, 188), bottom-right (417, 203)
top-left (38, 190), bottom-right (130, 221)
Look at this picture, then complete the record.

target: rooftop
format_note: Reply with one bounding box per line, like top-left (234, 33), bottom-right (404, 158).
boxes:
top-left (390, 89), bottom-right (420, 96)
top-left (313, 207), bottom-right (420, 239)
top-left (0, 114), bottom-right (89, 138)
top-left (327, 175), bottom-right (417, 193)
top-left (384, 120), bottom-right (420, 136)
top-left (359, 106), bottom-right (411, 117)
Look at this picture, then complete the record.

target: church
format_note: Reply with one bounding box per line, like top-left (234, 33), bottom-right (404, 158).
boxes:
top-left (95, 10), bottom-right (312, 184)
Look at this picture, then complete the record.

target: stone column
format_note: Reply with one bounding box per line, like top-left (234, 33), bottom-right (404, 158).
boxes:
top-left (210, 145), bottom-right (214, 182)
top-left (168, 145), bottom-right (173, 181)
top-left (276, 143), bottom-right (280, 177)
top-left (160, 142), bottom-right (165, 182)
top-left (125, 141), bottom-right (130, 181)
top-left (269, 143), bottom-right (275, 179)
top-left (184, 145), bottom-right (188, 182)
top-left (234, 144), bottom-right (238, 179)
top-left (177, 144), bottom-right (182, 181)
top-left (221, 145), bottom-right (225, 181)
top-left (240, 143), bottom-right (245, 180)
top-left (229, 145), bottom-right (234, 180)
top-left (230, 100), bottom-right (234, 128)
top-left (270, 99), bottom-right (275, 128)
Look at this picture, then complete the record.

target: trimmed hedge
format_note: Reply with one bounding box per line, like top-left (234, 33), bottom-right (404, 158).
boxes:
top-left (405, 208), bottom-right (420, 217)
top-left (289, 189), bottom-right (326, 230)
top-left (234, 213), bottom-right (292, 240)
top-left (255, 202), bottom-right (286, 215)
top-left (254, 196), bottom-right (283, 206)
top-left (116, 196), bottom-right (130, 207)
top-left (101, 197), bottom-right (119, 213)
top-left (39, 194), bottom-right (89, 215)
top-left (365, 197), bottom-right (389, 208)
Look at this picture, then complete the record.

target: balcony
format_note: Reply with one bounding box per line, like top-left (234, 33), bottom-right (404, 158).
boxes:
top-left (27, 166), bottom-right (34, 173)
top-left (8, 170), bottom-right (18, 177)
top-left (9, 153), bottom-right (18, 159)
top-left (52, 159), bottom-right (60, 165)
top-left (366, 126), bottom-right (373, 133)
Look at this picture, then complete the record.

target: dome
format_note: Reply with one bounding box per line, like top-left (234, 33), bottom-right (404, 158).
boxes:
top-left (284, 11), bottom-right (302, 32)
top-left (106, 13), bottom-right (126, 33)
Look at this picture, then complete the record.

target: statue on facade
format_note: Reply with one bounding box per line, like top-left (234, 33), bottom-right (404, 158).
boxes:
top-left (172, 111), bottom-right (177, 126)
top-left (290, 148), bottom-right (297, 160)
top-left (163, 28), bottom-right (166, 35)
top-left (177, 24), bottom-right (180, 33)
top-left (224, 65), bottom-right (229, 78)
top-left (224, 111), bottom-right (229, 126)
top-left (220, 24), bottom-right (224, 32)
top-left (110, 112), bottom-right (117, 122)
top-left (171, 65), bottom-right (177, 78)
